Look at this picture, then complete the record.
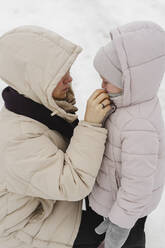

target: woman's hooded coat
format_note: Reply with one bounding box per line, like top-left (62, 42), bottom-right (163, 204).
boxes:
top-left (0, 26), bottom-right (107, 248)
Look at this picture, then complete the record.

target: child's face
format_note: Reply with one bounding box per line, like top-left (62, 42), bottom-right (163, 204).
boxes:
top-left (101, 76), bottom-right (122, 94)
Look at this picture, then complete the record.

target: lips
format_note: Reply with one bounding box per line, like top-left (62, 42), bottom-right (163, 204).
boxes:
top-left (63, 88), bottom-right (69, 91)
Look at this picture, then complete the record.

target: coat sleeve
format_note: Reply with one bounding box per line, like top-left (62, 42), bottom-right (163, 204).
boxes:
top-left (5, 121), bottom-right (107, 201)
top-left (109, 119), bottom-right (159, 229)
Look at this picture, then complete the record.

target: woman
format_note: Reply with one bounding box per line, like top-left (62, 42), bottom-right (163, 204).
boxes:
top-left (0, 26), bottom-right (112, 248)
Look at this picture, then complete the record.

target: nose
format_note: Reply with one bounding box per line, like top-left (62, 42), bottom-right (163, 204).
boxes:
top-left (102, 81), bottom-right (106, 89)
top-left (68, 75), bottom-right (72, 83)
top-left (64, 75), bottom-right (72, 85)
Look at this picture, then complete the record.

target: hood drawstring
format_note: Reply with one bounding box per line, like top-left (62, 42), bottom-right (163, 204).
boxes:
top-left (50, 110), bottom-right (59, 117)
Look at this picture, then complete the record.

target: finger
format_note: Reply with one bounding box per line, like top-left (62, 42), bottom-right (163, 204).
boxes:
top-left (102, 105), bottom-right (112, 113)
top-left (101, 99), bottom-right (111, 107)
top-left (95, 219), bottom-right (110, 235)
top-left (95, 92), bottom-right (110, 104)
top-left (98, 102), bottom-right (111, 111)
top-left (89, 89), bottom-right (106, 101)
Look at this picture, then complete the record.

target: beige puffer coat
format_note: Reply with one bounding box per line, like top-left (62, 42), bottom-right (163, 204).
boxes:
top-left (0, 26), bottom-right (107, 248)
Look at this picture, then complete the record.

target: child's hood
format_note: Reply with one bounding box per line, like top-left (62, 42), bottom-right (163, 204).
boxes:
top-left (110, 21), bottom-right (165, 108)
top-left (0, 26), bottom-right (82, 121)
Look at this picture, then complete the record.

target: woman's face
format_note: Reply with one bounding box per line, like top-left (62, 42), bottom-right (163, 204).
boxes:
top-left (101, 76), bottom-right (122, 94)
top-left (52, 70), bottom-right (72, 100)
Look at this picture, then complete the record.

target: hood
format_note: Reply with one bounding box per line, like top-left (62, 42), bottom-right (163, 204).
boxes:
top-left (100, 21), bottom-right (165, 108)
top-left (0, 26), bottom-right (82, 122)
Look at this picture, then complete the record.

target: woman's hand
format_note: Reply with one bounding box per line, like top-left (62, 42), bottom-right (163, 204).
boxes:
top-left (84, 89), bottom-right (111, 124)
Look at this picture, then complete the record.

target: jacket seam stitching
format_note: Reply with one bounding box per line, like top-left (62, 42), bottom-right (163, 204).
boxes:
top-left (120, 26), bottom-right (164, 35)
top-left (0, 30), bottom-right (74, 55)
top-left (129, 54), bottom-right (165, 69)
top-left (121, 118), bottom-right (157, 133)
top-left (122, 151), bottom-right (158, 156)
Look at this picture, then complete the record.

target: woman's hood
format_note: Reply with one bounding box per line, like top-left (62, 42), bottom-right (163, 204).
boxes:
top-left (0, 26), bottom-right (82, 122)
top-left (108, 21), bottom-right (165, 108)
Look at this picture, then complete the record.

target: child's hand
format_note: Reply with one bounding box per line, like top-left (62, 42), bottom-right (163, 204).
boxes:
top-left (95, 218), bottom-right (130, 248)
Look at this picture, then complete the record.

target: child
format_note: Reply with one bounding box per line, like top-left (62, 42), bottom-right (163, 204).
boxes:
top-left (89, 21), bottom-right (165, 248)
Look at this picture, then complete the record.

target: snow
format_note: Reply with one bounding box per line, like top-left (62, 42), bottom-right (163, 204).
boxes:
top-left (0, 0), bottom-right (164, 247)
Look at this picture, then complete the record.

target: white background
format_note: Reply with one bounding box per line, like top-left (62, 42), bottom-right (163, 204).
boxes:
top-left (0, 1), bottom-right (164, 247)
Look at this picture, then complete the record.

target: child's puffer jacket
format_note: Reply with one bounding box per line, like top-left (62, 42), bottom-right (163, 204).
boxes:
top-left (89, 21), bottom-right (165, 229)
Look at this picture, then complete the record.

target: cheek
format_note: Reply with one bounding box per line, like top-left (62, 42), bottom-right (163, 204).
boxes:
top-left (56, 81), bottom-right (64, 90)
top-left (106, 84), bottom-right (113, 92)
top-left (52, 83), bottom-right (60, 96)
top-left (106, 83), bottom-right (121, 93)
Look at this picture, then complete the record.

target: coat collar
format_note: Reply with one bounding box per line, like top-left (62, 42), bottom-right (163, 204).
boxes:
top-left (2, 86), bottom-right (79, 140)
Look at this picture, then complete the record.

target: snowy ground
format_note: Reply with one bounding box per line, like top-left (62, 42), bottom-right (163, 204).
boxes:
top-left (0, 0), bottom-right (164, 247)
